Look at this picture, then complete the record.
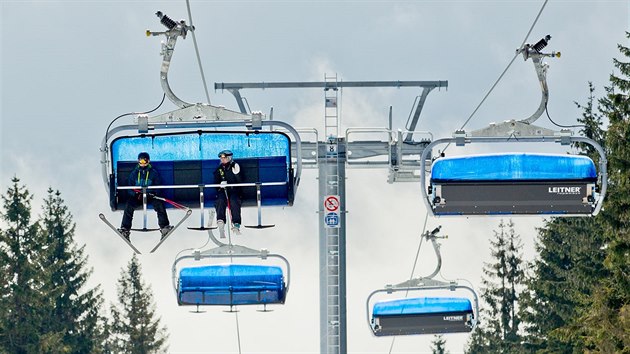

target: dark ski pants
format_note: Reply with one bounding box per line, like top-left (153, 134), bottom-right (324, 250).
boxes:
top-left (215, 189), bottom-right (242, 224)
top-left (121, 196), bottom-right (170, 229)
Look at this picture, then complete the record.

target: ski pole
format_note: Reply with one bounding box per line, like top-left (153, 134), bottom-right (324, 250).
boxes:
top-left (223, 188), bottom-right (231, 220)
top-left (133, 189), bottom-right (189, 210)
top-left (154, 195), bottom-right (189, 210)
top-left (223, 187), bottom-right (233, 241)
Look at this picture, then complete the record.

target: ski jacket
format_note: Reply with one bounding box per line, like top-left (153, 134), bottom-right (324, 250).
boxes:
top-left (127, 164), bottom-right (162, 196)
top-left (214, 161), bottom-right (242, 191)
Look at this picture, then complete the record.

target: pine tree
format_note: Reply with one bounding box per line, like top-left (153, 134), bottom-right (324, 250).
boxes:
top-left (39, 188), bottom-right (107, 353)
top-left (100, 318), bottom-right (117, 354)
top-left (430, 334), bottom-right (449, 354)
top-left (0, 180), bottom-right (109, 353)
top-left (466, 308), bottom-right (492, 353)
top-left (466, 219), bottom-right (525, 354)
top-left (573, 82), bottom-right (607, 158)
top-left (519, 83), bottom-right (608, 353)
top-left (577, 32), bottom-right (630, 351)
top-left (520, 218), bottom-right (607, 352)
top-left (110, 254), bottom-right (169, 353)
top-left (0, 177), bottom-right (53, 353)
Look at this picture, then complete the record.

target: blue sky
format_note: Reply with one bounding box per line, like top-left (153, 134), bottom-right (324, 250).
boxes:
top-left (1, 1), bottom-right (628, 353)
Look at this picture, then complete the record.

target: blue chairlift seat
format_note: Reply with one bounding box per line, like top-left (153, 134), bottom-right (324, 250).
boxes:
top-left (177, 264), bottom-right (286, 306)
top-left (108, 131), bottom-right (294, 210)
top-left (429, 153), bottom-right (598, 215)
top-left (371, 297), bottom-right (474, 336)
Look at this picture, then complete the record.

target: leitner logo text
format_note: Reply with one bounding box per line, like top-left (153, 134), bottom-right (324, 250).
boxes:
top-left (443, 315), bottom-right (463, 321)
top-left (548, 186), bottom-right (581, 195)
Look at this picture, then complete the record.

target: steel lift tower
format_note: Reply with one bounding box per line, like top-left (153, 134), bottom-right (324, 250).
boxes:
top-left (216, 78), bottom-right (447, 354)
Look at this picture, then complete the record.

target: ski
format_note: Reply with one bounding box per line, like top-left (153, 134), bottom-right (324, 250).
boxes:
top-left (149, 209), bottom-right (193, 253)
top-left (99, 213), bottom-right (142, 254)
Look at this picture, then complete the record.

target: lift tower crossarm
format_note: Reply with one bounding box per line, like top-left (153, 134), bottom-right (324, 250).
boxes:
top-left (216, 80), bottom-right (447, 89)
top-left (215, 81), bottom-right (448, 114)
top-left (404, 86), bottom-right (435, 142)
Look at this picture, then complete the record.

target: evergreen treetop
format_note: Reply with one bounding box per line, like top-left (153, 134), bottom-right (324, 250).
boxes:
top-left (109, 254), bottom-right (169, 354)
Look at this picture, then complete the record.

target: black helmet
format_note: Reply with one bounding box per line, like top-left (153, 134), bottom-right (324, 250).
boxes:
top-left (138, 152), bottom-right (150, 161)
top-left (218, 150), bottom-right (233, 158)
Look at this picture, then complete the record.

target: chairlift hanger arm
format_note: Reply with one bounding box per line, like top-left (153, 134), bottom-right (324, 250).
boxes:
top-left (147, 11), bottom-right (195, 109)
top-left (516, 34), bottom-right (561, 125)
top-left (394, 227), bottom-right (446, 288)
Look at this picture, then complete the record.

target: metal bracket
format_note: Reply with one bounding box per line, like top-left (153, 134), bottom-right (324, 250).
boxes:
top-left (133, 103), bottom-right (254, 123)
top-left (137, 114), bottom-right (149, 133)
top-left (454, 130), bottom-right (466, 146)
top-left (467, 120), bottom-right (558, 139)
top-left (249, 111), bottom-right (263, 130)
top-left (558, 129), bottom-right (572, 145)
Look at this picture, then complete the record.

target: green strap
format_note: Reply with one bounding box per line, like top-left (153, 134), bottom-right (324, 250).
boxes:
top-left (137, 169), bottom-right (150, 186)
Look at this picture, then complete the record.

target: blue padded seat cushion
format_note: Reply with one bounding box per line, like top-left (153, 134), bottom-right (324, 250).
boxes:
top-left (179, 264), bottom-right (284, 292)
top-left (431, 153), bottom-right (596, 182)
top-left (373, 297), bottom-right (472, 316)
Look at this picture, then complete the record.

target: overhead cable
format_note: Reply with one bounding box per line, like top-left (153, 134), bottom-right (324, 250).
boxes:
top-left (105, 93), bottom-right (166, 142)
top-left (388, 212), bottom-right (429, 354)
top-left (455, 0), bottom-right (550, 136)
top-left (185, 0), bottom-right (212, 105)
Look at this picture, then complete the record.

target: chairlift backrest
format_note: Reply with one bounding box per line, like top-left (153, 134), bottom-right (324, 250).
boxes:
top-left (107, 131), bottom-right (294, 210)
top-left (177, 263), bottom-right (287, 306)
top-left (172, 245), bottom-right (291, 309)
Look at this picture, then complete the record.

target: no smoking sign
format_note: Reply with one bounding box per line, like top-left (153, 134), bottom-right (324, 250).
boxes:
top-left (324, 195), bottom-right (340, 212)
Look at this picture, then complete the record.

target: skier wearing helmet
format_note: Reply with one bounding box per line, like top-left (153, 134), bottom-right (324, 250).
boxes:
top-left (214, 150), bottom-right (242, 237)
top-left (118, 152), bottom-right (172, 240)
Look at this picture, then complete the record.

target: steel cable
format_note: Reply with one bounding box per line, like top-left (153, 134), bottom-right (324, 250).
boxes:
top-left (185, 0), bottom-right (212, 105)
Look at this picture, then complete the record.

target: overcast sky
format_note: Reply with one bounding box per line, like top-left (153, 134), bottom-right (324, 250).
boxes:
top-left (1, 1), bottom-right (628, 353)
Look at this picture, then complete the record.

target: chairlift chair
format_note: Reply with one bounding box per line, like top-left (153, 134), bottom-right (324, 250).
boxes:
top-left (172, 243), bottom-right (290, 310)
top-left (420, 35), bottom-right (607, 217)
top-left (103, 129), bottom-right (301, 228)
top-left (423, 148), bottom-right (604, 216)
top-left (99, 11), bottom-right (303, 251)
top-left (368, 284), bottom-right (478, 336)
top-left (366, 226), bottom-right (479, 336)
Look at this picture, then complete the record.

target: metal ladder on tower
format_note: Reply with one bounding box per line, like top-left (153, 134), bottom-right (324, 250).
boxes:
top-left (324, 73), bottom-right (340, 138)
top-left (324, 73), bottom-right (341, 353)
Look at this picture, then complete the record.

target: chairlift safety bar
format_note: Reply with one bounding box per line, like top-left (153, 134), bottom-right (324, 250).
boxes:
top-left (117, 181), bottom-right (287, 191)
